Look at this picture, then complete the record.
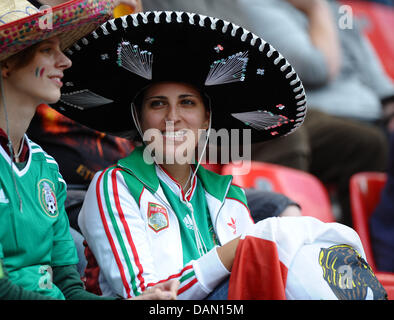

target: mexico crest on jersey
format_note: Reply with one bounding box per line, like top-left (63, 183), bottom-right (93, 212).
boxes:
top-left (147, 202), bottom-right (169, 233)
top-left (38, 179), bottom-right (58, 218)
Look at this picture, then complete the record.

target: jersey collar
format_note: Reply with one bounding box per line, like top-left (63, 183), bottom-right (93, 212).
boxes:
top-left (156, 165), bottom-right (197, 202)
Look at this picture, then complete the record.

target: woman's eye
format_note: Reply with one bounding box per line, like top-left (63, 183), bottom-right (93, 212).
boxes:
top-left (181, 99), bottom-right (195, 106)
top-left (150, 100), bottom-right (166, 107)
top-left (40, 48), bottom-right (52, 53)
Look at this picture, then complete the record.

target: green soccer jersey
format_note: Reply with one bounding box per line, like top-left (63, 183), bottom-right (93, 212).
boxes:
top-left (0, 137), bottom-right (78, 299)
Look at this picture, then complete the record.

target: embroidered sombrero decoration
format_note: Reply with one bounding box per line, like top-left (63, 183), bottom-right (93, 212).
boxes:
top-left (52, 11), bottom-right (307, 143)
top-left (0, 0), bottom-right (117, 61)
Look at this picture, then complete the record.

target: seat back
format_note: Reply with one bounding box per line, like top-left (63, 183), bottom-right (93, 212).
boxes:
top-left (349, 172), bottom-right (387, 270)
top-left (201, 163), bottom-right (223, 174)
top-left (222, 161), bottom-right (335, 223)
top-left (340, 0), bottom-right (394, 80)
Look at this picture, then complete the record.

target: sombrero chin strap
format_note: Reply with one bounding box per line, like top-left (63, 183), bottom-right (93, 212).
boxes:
top-left (131, 100), bottom-right (213, 257)
top-left (184, 110), bottom-right (212, 257)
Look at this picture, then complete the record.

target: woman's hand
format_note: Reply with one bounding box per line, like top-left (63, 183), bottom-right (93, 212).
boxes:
top-left (128, 279), bottom-right (180, 300)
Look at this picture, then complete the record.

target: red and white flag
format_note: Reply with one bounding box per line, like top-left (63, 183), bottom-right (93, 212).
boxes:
top-left (228, 217), bottom-right (387, 300)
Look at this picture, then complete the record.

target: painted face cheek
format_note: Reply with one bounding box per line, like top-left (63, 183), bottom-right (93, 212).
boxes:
top-left (34, 67), bottom-right (45, 78)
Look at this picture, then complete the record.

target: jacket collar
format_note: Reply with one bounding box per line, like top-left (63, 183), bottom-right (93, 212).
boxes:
top-left (117, 145), bottom-right (158, 191)
top-left (117, 145), bottom-right (233, 202)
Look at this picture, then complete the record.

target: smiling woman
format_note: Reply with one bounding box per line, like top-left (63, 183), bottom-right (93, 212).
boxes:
top-left (0, 0), bottom-right (179, 301)
top-left (138, 82), bottom-right (210, 183)
top-left (2, 38), bottom-right (71, 115)
top-left (62, 9), bottom-right (386, 301)
top-left (0, 0), bottom-right (116, 301)
top-left (63, 9), bottom-right (310, 300)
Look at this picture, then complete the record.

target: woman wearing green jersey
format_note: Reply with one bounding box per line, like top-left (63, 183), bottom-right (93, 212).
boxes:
top-left (0, 0), bottom-right (178, 300)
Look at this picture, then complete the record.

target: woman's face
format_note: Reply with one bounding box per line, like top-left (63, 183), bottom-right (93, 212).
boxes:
top-left (140, 82), bottom-right (210, 163)
top-left (2, 36), bottom-right (71, 104)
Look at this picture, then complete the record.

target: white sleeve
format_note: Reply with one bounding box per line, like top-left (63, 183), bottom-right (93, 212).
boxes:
top-left (78, 168), bottom-right (159, 298)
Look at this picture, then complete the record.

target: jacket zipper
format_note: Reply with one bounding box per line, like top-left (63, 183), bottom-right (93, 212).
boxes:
top-left (213, 178), bottom-right (233, 246)
top-left (119, 164), bottom-right (232, 247)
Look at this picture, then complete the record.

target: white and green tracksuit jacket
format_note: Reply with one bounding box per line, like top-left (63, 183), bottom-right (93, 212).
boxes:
top-left (78, 146), bottom-right (254, 299)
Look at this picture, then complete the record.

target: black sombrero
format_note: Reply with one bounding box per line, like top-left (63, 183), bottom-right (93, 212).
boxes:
top-left (52, 11), bottom-right (307, 143)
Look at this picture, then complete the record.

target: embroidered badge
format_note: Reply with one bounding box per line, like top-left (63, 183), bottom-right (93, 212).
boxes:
top-left (147, 202), bottom-right (169, 233)
top-left (256, 68), bottom-right (265, 76)
top-left (205, 51), bottom-right (249, 86)
top-left (214, 44), bottom-right (224, 53)
top-left (38, 179), bottom-right (58, 218)
top-left (116, 41), bottom-right (153, 80)
top-left (100, 53), bottom-right (109, 60)
top-left (145, 37), bottom-right (155, 44)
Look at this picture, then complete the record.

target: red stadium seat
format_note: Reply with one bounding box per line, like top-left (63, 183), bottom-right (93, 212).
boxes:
top-left (201, 163), bottom-right (223, 174)
top-left (349, 172), bottom-right (386, 270)
top-left (350, 172), bottom-right (394, 300)
top-left (376, 272), bottom-right (394, 300)
top-left (222, 161), bottom-right (335, 223)
top-left (340, 0), bottom-right (394, 80)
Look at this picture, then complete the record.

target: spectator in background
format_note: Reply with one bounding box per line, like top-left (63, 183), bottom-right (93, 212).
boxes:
top-left (142, 0), bottom-right (391, 227)
top-left (370, 103), bottom-right (394, 273)
top-left (238, 0), bottom-right (394, 225)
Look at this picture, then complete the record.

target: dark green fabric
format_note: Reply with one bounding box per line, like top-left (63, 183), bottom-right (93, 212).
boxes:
top-left (52, 265), bottom-right (116, 300)
top-left (0, 259), bottom-right (116, 300)
top-left (0, 258), bottom-right (55, 300)
top-left (159, 179), bottom-right (217, 264)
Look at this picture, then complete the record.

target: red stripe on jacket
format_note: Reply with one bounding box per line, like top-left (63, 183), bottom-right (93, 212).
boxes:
top-left (96, 168), bottom-right (132, 298)
top-left (111, 168), bottom-right (146, 291)
top-left (146, 264), bottom-right (194, 288)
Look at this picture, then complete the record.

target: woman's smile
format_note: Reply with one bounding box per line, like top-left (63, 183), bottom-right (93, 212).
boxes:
top-left (162, 129), bottom-right (188, 142)
top-left (47, 73), bottom-right (64, 88)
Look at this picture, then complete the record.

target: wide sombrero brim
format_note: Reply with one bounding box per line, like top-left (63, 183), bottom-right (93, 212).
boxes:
top-left (0, 0), bottom-right (116, 61)
top-left (52, 11), bottom-right (307, 144)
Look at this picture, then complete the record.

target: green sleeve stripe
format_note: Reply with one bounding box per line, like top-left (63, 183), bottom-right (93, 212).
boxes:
top-left (102, 169), bottom-right (141, 296)
top-left (179, 269), bottom-right (195, 283)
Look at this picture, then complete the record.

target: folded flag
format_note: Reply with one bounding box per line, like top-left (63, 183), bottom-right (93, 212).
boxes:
top-left (228, 216), bottom-right (387, 300)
